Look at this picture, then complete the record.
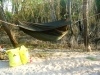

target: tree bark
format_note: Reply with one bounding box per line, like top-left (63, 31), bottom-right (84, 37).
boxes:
top-left (0, 6), bottom-right (18, 47)
top-left (83, 0), bottom-right (91, 51)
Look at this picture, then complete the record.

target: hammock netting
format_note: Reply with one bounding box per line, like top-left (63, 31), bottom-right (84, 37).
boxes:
top-left (18, 19), bottom-right (71, 41)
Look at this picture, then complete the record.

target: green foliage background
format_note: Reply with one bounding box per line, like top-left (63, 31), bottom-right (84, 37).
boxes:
top-left (0, 0), bottom-right (100, 49)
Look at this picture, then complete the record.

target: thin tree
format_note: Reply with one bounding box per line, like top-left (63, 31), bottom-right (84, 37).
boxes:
top-left (83, 0), bottom-right (91, 51)
top-left (67, 0), bottom-right (73, 47)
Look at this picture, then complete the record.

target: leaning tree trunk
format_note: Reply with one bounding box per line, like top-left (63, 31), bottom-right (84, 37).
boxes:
top-left (83, 0), bottom-right (91, 51)
top-left (0, 6), bottom-right (18, 47)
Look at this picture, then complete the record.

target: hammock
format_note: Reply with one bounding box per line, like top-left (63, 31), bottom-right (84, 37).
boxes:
top-left (18, 19), bottom-right (71, 41)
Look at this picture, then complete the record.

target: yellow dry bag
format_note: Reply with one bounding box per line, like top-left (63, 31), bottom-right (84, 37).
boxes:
top-left (6, 48), bottom-right (22, 67)
top-left (19, 45), bottom-right (29, 64)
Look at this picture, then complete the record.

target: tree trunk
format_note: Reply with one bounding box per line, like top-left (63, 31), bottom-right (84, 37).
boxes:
top-left (0, 6), bottom-right (18, 47)
top-left (67, 0), bottom-right (73, 48)
top-left (83, 0), bottom-right (91, 51)
top-left (49, 0), bottom-right (56, 21)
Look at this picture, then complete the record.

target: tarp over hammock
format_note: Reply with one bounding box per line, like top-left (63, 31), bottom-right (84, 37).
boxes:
top-left (18, 19), bottom-right (71, 41)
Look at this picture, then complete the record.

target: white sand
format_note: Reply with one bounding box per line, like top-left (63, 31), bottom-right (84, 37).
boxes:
top-left (0, 52), bottom-right (100, 75)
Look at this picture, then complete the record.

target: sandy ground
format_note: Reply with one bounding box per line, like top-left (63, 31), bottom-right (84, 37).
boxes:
top-left (0, 51), bottom-right (100, 75)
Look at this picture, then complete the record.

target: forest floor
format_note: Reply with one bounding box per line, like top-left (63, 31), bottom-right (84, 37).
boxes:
top-left (0, 49), bottom-right (100, 75)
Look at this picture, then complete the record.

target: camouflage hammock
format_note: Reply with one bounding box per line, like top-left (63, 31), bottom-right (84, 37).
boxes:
top-left (18, 19), bottom-right (71, 41)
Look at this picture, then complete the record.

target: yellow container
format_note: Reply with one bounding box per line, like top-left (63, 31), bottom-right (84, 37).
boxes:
top-left (6, 48), bottom-right (22, 67)
top-left (19, 45), bottom-right (29, 64)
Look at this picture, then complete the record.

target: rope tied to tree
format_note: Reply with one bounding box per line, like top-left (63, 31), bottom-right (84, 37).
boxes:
top-left (0, 19), bottom-right (19, 27)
